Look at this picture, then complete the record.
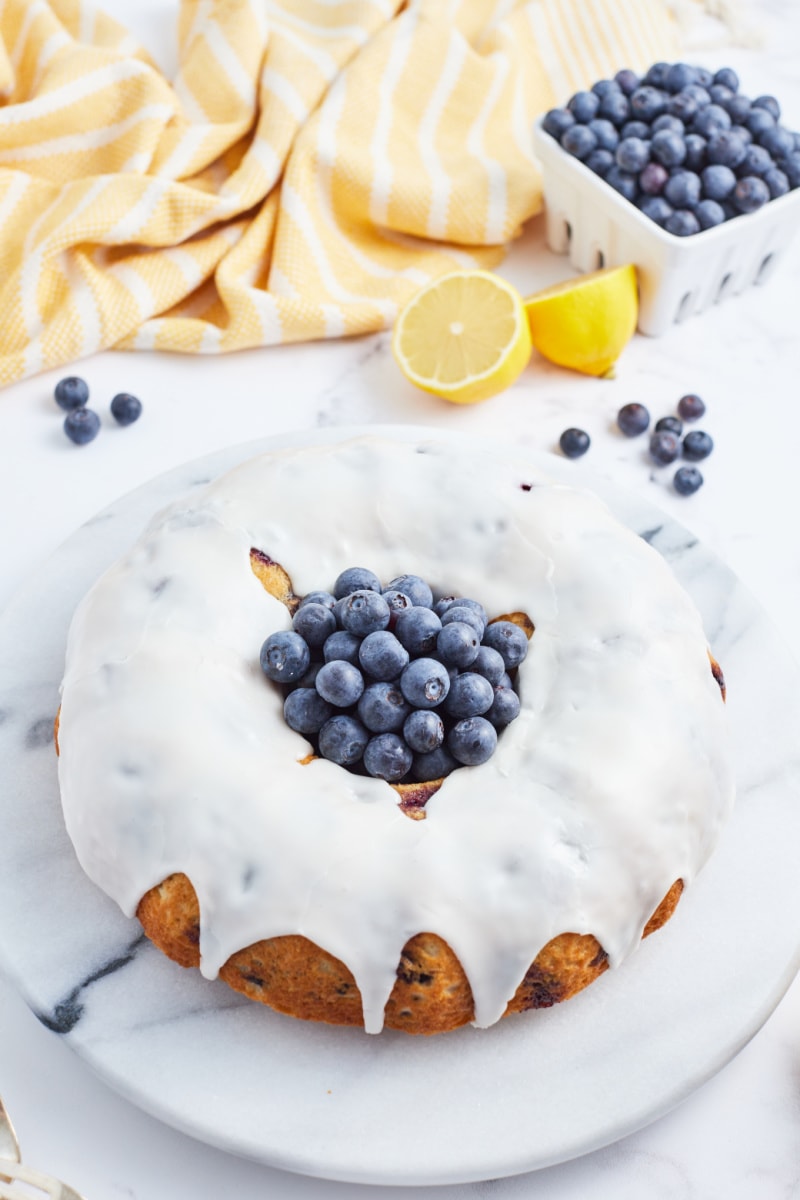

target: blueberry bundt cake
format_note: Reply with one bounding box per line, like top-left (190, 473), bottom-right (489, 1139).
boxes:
top-left (56, 435), bottom-right (733, 1034)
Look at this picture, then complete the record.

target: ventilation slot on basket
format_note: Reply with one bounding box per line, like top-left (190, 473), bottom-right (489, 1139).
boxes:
top-left (594, 248), bottom-right (605, 269)
top-left (755, 253), bottom-right (775, 284)
top-left (675, 292), bottom-right (694, 323)
top-left (565, 220), bottom-right (572, 244)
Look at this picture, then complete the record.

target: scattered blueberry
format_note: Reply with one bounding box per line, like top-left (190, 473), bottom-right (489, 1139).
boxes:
top-left (693, 103), bottom-right (732, 137)
top-left (673, 466), bottom-right (704, 496)
top-left (597, 89), bottom-right (631, 126)
top-left (677, 393), bottom-right (706, 421)
top-left (649, 430), bottom-right (681, 465)
top-left (381, 588), bottom-right (413, 625)
top-left (448, 717), bottom-right (498, 766)
top-left (683, 430), bottom-right (714, 461)
top-left (315, 660), bottom-right (365, 707)
top-left (725, 95), bottom-right (752, 125)
top-left (110, 392), bottom-right (142, 426)
top-left (655, 415), bottom-right (682, 436)
top-left (318, 715), bottom-right (370, 766)
top-left (683, 132), bottom-right (708, 170)
top-left (666, 208), bottom-right (701, 236)
top-left (666, 62), bottom-right (696, 93)
top-left (364, 733), bottom-right (413, 782)
top-left (740, 144), bottom-right (773, 177)
top-left (63, 408), bottom-right (100, 445)
top-left (744, 107), bottom-right (775, 138)
top-left (782, 153), bottom-right (800, 187)
top-left (260, 631), bottom-right (310, 684)
top-left (617, 402), bottom-right (650, 436)
top-left (644, 63), bottom-right (671, 89)
top-left (559, 427), bottom-right (591, 459)
top-left (441, 603), bottom-right (485, 637)
top-left (652, 114), bottom-right (685, 135)
top-left (55, 376), bottom-right (89, 411)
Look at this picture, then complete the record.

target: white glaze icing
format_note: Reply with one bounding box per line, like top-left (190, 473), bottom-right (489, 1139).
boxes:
top-left (57, 435), bottom-right (735, 1034)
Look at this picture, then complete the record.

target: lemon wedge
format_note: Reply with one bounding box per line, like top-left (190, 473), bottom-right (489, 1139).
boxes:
top-left (524, 264), bottom-right (638, 377)
top-left (392, 270), bottom-right (532, 404)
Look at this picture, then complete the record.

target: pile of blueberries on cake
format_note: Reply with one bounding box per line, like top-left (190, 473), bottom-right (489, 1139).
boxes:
top-left (541, 62), bottom-right (800, 235)
top-left (259, 568), bottom-right (528, 784)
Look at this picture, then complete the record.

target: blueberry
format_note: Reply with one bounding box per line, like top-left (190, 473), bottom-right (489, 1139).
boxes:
top-left (357, 681), bottom-right (410, 732)
top-left (617, 402), bottom-right (650, 436)
top-left (752, 94), bottom-right (780, 120)
top-left (708, 84), bottom-right (734, 106)
top-left (487, 685), bottom-right (521, 728)
top-left (260, 631), bottom-right (310, 683)
top-left (318, 715), bottom-right (370, 766)
top-left (655, 415), bottom-right (683, 436)
top-left (615, 136), bottom-right (650, 173)
top-left (339, 589), bottom-right (391, 637)
top-left (363, 733), bottom-right (412, 782)
top-left (449, 597), bottom-right (488, 626)
top-left (666, 63), bottom-right (696, 92)
top-left (471, 644), bottom-right (506, 686)
top-left (387, 574), bottom-right (433, 608)
top-left (682, 84), bottom-right (712, 108)
top-left (591, 79), bottom-right (621, 98)
top-left (759, 125), bottom-right (795, 160)
top-left (568, 90), bottom-right (600, 123)
top-left (561, 124), bottom-right (598, 160)
top-left (292, 602), bottom-right (336, 650)
top-left (764, 166), bottom-right (790, 198)
top-left (403, 709), bottom-right (444, 754)
top-left (433, 595), bottom-right (458, 618)
top-left (630, 86), bottom-right (668, 122)
top-left (585, 148), bottom-right (615, 176)
top-left (725, 95), bottom-right (752, 124)
top-left (637, 194), bottom-right (674, 225)
top-left (597, 90), bottom-right (631, 126)
top-left (559, 428), bottom-right (590, 459)
top-left (694, 68), bottom-right (714, 89)
top-left (614, 69), bottom-right (640, 95)
top-left (63, 408), bottom-right (101, 445)
top-left (740, 144), bottom-right (773, 177)
top-left (482, 620), bottom-right (529, 669)
top-left (695, 198), bottom-right (727, 229)
top-left (412, 746), bottom-right (458, 783)
top-left (643, 62), bottom-right (671, 89)
top-left (299, 590), bottom-right (336, 611)
top-left (666, 208), bottom-right (701, 236)
top-left (437, 621), bottom-right (480, 669)
top-left (651, 129), bottom-right (686, 168)
top-left (444, 672), bottom-right (494, 719)
top-left (295, 661), bottom-right (323, 690)
top-left (677, 393), bottom-right (706, 421)
top-left (283, 688), bottom-right (333, 735)
top-left (668, 92), bottom-right (699, 123)
top-left (604, 166), bottom-right (638, 202)
top-left (447, 717), bottom-right (497, 767)
top-left (381, 588), bottom-right (413, 625)
top-left (713, 67), bottom-right (739, 92)
top-left (394, 605), bottom-right (442, 655)
top-left (683, 133), bottom-right (708, 170)
top-left (333, 567), bottom-right (381, 599)
top-left (692, 104), bottom-right (731, 137)
top-left (781, 152), bottom-right (800, 187)
top-left (730, 123), bottom-right (753, 145)
top-left (664, 170), bottom-right (701, 208)
top-left (649, 430), bottom-right (681, 464)
top-left (745, 107), bottom-right (775, 138)
top-left (706, 130), bottom-right (747, 168)
top-left (588, 117), bottom-right (619, 151)
top-left (652, 114), bottom-right (685, 135)
top-left (683, 430), bottom-right (714, 461)
top-left (732, 175), bottom-right (770, 212)
top-left (400, 658), bottom-right (451, 708)
top-left (673, 466), bottom-right (704, 496)
top-left (315, 660), bottom-right (365, 707)
top-left (110, 392), bottom-right (142, 426)
top-left (639, 161), bottom-right (669, 194)
top-left (359, 630), bottom-right (409, 681)
top-left (542, 107), bottom-right (575, 140)
top-left (323, 629), bottom-right (361, 666)
top-left (54, 376), bottom-right (89, 411)
top-left (701, 164), bottom-right (737, 200)
top-left (621, 120), bottom-right (650, 140)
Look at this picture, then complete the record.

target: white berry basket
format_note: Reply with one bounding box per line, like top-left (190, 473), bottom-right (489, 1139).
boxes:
top-left (532, 118), bottom-right (800, 336)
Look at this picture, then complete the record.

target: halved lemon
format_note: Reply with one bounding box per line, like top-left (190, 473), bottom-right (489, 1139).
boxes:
top-left (392, 270), bottom-right (532, 404)
top-left (524, 264), bottom-right (638, 377)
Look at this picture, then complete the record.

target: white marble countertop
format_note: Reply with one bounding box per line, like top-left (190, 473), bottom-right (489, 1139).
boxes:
top-left (1, 2), bottom-right (799, 1197)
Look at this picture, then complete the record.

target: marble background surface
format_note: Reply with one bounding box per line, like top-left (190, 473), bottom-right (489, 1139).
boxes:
top-left (1, 1), bottom-right (800, 1197)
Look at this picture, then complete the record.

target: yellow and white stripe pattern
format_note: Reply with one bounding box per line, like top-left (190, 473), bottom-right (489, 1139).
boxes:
top-left (0, 0), bottom-right (676, 385)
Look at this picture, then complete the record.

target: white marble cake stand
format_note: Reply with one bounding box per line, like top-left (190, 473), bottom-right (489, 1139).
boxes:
top-left (0, 426), bottom-right (798, 1187)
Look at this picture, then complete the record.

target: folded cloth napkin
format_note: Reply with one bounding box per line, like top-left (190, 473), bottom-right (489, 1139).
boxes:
top-left (0, 0), bottom-right (675, 386)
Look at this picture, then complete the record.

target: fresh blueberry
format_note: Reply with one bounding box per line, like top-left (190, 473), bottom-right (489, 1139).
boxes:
top-left (412, 745), bottom-right (458, 782)
top-left (781, 152), bottom-right (800, 187)
top-left (740, 144), bottom-right (774, 177)
top-left (666, 208), bottom-right (701, 236)
top-left (357, 681), bottom-right (410, 732)
top-left (260, 631), bottom-right (311, 684)
top-left (614, 68), bottom-right (640, 95)
top-left (447, 717), bottom-right (497, 767)
top-left (559, 428), bottom-right (591, 459)
top-left (643, 62), bottom-right (671, 89)
top-left (450, 597), bottom-right (488, 626)
top-left (604, 166), bottom-right (638, 202)
top-left (745, 107), bottom-right (775, 138)
top-left (637, 195), bottom-right (674, 225)
top-left (677, 393), bottom-right (706, 421)
top-left (400, 658), bottom-right (451, 709)
top-left (441, 604), bottom-right (485, 639)
top-left (588, 117), bottom-right (619, 150)
top-left (471, 645), bottom-right (507, 686)
top-left (733, 175), bottom-right (770, 212)
top-left (333, 567), bottom-right (381, 599)
top-left (707, 130), bottom-right (747, 168)
top-left (561, 124), bottom-right (598, 160)
top-left (292, 602), bottom-right (336, 650)
top-left (487, 685), bottom-right (522, 727)
top-left (363, 733), bottom-right (412, 782)
top-left (752, 94), bottom-right (780, 120)
top-left (359, 630), bottom-right (409, 681)
top-left (649, 430), bottom-right (681, 464)
top-left (692, 104), bottom-right (732, 137)
top-left (433, 595), bottom-right (458, 618)
top-left (764, 166), bottom-right (790, 198)
top-left (668, 92), bottom-right (699, 123)
top-left (664, 170), bottom-right (701, 208)
top-left (296, 661), bottom-right (324, 690)
top-left (482, 621), bottom-right (529, 669)
top-left (683, 430), bottom-right (714, 461)
top-left (630, 86), bottom-right (668, 122)
top-left (54, 376), bottom-right (89, 410)
top-left (713, 67), bottom-right (739, 92)
top-left (655, 415), bottom-right (683, 436)
top-left (315, 660), bottom-right (365, 707)
top-left (651, 129), bottom-right (686, 168)
top-left (568, 90), bottom-right (600, 123)
top-left (339, 589), bottom-right (391, 637)
top-left (666, 62), bottom-right (696, 92)
top-left (299, 590), bottom-right (336, 611)
top-left (695, 198), bottom-right (727, 228)
top-left (673, 466), bottom-right (704, 496)
top-left (542, 107), bottom-right (575, 140)
top-left (283, 688), bottom-right (333, 735)
top-left (394, 605), bottom-right (442, 655)
top-left (110, 392), bottom-right (142, 426)
top-left (683, 133), bottom-right (708, 170)
top-left (63, 408), bottom-right (101, 445)
top-left (639, 161), bottom-right (669, 194)
top-left (725, 94), bottom-right (752, 124)
top-left (381, 588), bottom-right (413, 626)
top-left (652, 114), bottom-right (685, 135)
top-left (682, 84), bottom-right (712, 108)
top-left (318, 714), bottom-right (370, 766)
top-left (437, 621), bottom-right (481, 669)
top-left (617, 403), bottom-right (650, 436)
top-left (444, 672), bottom-right (494, 719)
top-left (694, 68), bottom-right (714, 89)
top-left (585, 148), bottom-right (615, 176)
top-left (621, 120), bottom-right (651, 140)
top-left (708, 83), bottom-right (734, 106)
top-left (730, 122), bottom-right (753, 145)
top-left (759, 125), bottom-right (795, 160)
top-left (323, 629), bottom-right (362, 666)
top-left (597, 89), bottom-right (631, 127)
top-left (403, 709), bottom-right (444, 754)
top-left (387, 574), bottom-right (433, 608)
top-left (701, 164), bottom-right (737, 200)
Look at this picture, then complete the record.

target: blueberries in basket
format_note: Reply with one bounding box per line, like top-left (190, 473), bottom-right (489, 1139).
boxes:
top-left (585, 148), bottom-right (615, 177)
top-left (63, 408), bottom-right (100, 445)
top-left (707, 131), bottom-right (747, 168)
top-left (764, 167), bottom-right (790, 199)
top-left (639, 161), bottom-right (669, 195)
top-left (740, 144), bottom-right (773, 177)
top-left (745, 107), bottom-right (775, 138)
top-left (664, 170), bottom-right (702, 209)
top-left (558, 427), bottom-right (590, 458)
top-left (614, 68), bottom-right (640, 95)
top-left (588, 118), bottom-right (619, 151)
top-left (55, 376), bottom-right (89, 411)
top-left (673, 466), bottom-right (704, 496)
top-left (621, 120), bottom-right (650, 140)
top-left (110, 392), bottom-right (142, 426)
top-left (651, 129), bottom-right (686, 167)
top-left (604, 166), bottom-right (638, 202)
top-left (617, 402), bottom-right (650, 437)
top-left (598, 90), bottom-right (630, 126)
top-left (665, 210), bottom-right (700, 237)
top-left (542, 107), bottom-right (575, 140)
top-left (637, 195), bottom-right (673, 226)
top-left (733, 176), bottom-right (770, 213)
top-left (665, 63), bottom-right (696, 93)
top-left (630, 86), bottom-right (668, 123)
top-left (616, 137), bottom-right (650, 173)
top-left (713, 67), bottom-right (739, 92)
top-left (568, 91), bottom-right (600, 123)
top-left (683, 133), bottom-right (708, 171)
top-left (759, 125), bottom-right (795, 160)
top-left (696, 199), bottom-right (726, 229)
top-left (561, 124), bottom-right (598, 160)
top-left (701, 164), bottom-right (737, 201)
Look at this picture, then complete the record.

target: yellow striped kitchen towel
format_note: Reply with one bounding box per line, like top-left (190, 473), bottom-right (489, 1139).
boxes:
top-left (0, 0), bottom-right (676, 386)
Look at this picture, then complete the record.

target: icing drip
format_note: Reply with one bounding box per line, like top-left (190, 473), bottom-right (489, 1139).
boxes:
top-left (57, 436), bottom-right (735, 1033)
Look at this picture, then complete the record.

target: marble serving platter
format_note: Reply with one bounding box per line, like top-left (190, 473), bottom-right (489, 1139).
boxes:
top-left (0, 425), bottom-right (799, 1187)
